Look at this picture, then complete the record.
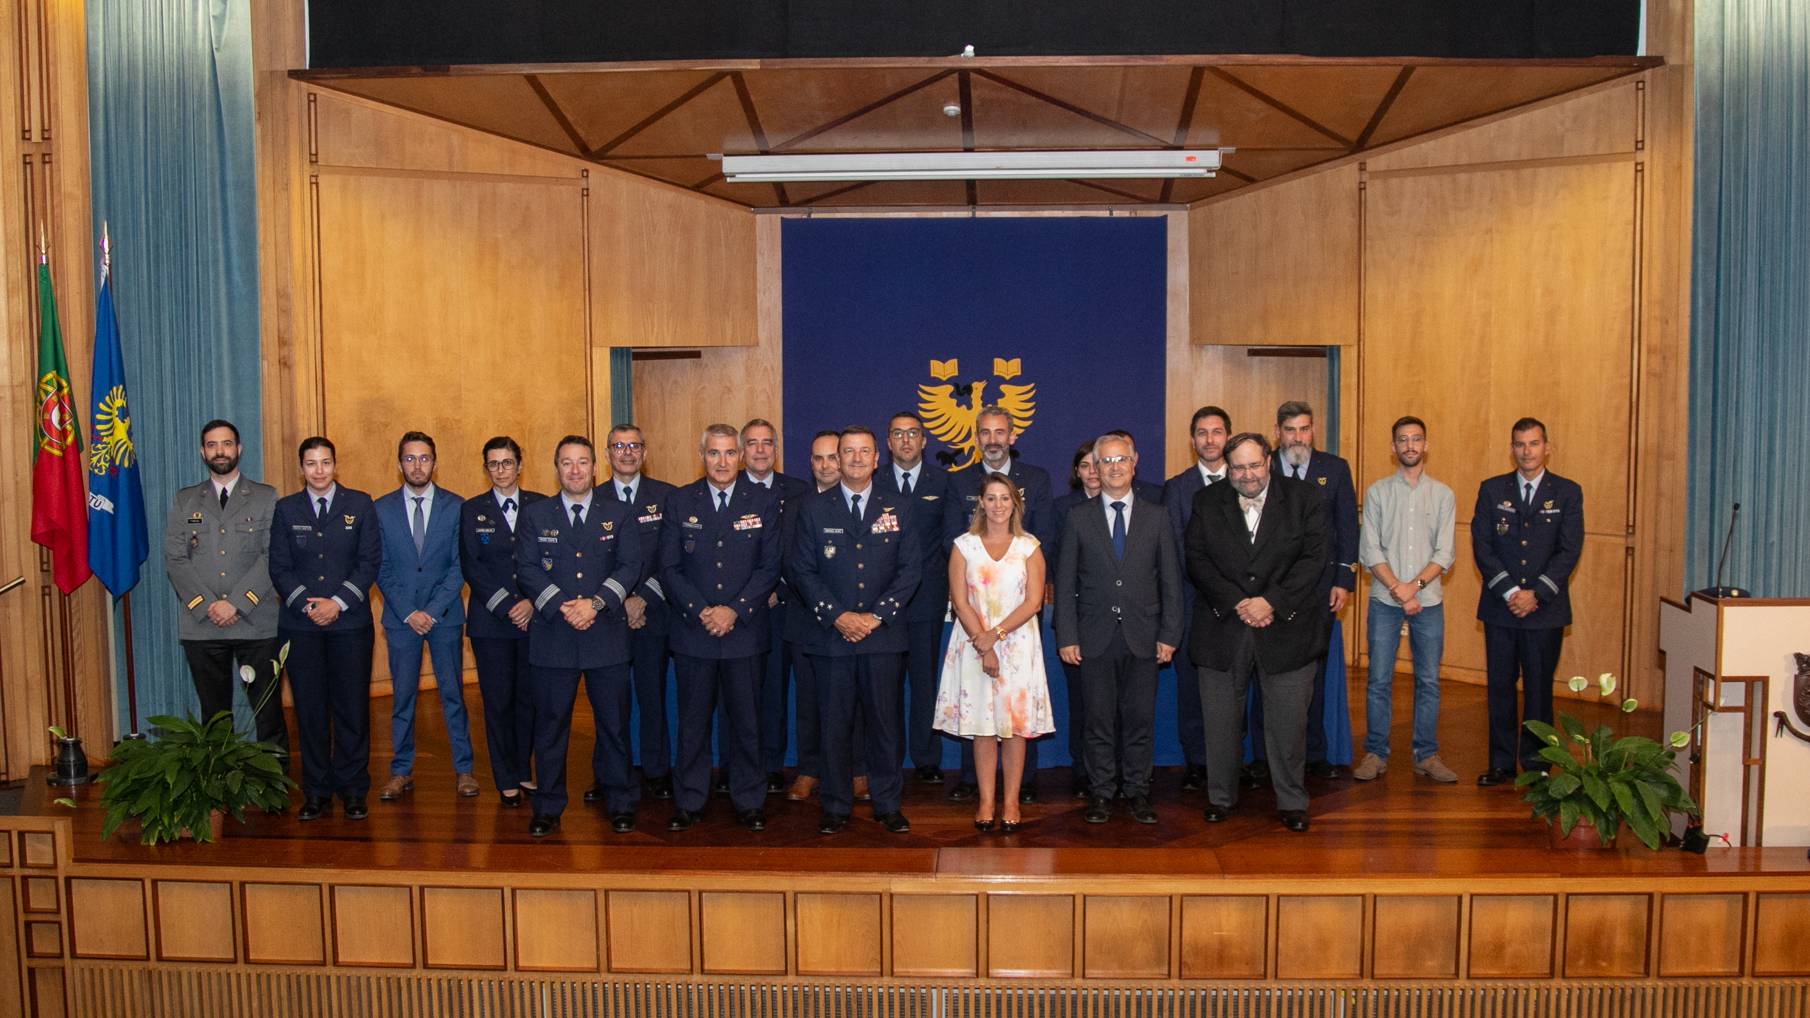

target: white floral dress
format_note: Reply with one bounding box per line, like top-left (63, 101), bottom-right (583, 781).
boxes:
top-left (933, 533), bottom-right (1055, 739)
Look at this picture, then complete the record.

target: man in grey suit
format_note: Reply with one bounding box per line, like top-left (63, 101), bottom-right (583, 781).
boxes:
top-left (1055, 433), bottom-right (1183, 826)
top-left (162, 419), bottom-right (287, 752)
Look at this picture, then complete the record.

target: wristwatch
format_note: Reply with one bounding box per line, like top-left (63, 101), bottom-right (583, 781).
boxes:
top-left (590, 595), bottom-right (607, 613)
top-left (1415, 578), bottom-right (1427, 590)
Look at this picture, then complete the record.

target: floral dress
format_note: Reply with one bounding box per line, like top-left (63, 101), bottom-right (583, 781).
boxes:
top-left (933, 533), bottom-right (1055, 740)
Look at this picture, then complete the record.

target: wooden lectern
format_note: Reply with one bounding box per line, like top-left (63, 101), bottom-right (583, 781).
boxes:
top-left (1659, 593), bottom-right (1810, 846)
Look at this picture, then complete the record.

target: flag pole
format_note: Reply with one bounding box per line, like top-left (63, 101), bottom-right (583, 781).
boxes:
top-left (100, 221), bottom-right (143, 740)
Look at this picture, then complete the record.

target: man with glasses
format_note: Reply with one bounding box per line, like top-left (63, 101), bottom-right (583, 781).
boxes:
top-left (594, 423), bottom-right (679, 805)
top-left (460, 437), bottom-right (546, 807)
top-left (1163, 407), bottom-right (1234, 792)
top-left (374, 432), bottom-right (474, 802)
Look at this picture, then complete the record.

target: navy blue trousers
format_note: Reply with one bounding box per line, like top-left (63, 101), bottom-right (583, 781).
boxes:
top-left (902, 618), bottom-right (950, 769)
top-left (283, 626), bottom-right (374, 801)
top-left (471, 635), bottom-right (536, 794)
top-left (813, 653), bottom-right (905, 818)
top-left (532, 663), bottom-right (636, 817)
top-left (1484, 624), bottom-right (1564, 772)
top-left (675, 653), bottom-right (764, 813)
top-left (612, 617), bottom-right (672, 781)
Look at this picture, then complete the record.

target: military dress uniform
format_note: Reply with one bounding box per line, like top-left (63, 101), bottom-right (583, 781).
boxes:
top-left (660, 480), bottom-right (782, 819)
top-left (875, 460), bottom-right (954, 775)
top-left (742, 470), bottom-right (811, 783)
top-left (513, 491), bottom-right (645, 823)
top-left (1271, 449), bottom-right (1358, 772)
top-left (268, 485), bottom-right (383, 810)
top-left (788, 486), bottom-right (921, 824)
top-left (600, 475), bottom-right (678, 797)
top-left (1471, 470), bottom-right (1584, 774)
top-left (459, 488), bottom-right (547, 797)
top-left (782, 488), bottom-right (866, 786)
top-left (163, 476), bottom-right (288, 752)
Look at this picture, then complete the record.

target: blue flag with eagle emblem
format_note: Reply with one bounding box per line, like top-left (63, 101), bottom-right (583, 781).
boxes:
top-left (85, 249), bottom-right (147, 597)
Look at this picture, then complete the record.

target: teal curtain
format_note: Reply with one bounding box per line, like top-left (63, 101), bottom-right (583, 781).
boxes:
top-left (1688, 2), bottom-right (1810, 596)
top-left (610, 348), bottom-right (635, 425)
top-left (86, 0), bottom-right (262, 731)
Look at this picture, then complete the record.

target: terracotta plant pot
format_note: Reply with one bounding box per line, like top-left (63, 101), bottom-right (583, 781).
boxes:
top-left (1548, 819), bottom-right (1615, 850)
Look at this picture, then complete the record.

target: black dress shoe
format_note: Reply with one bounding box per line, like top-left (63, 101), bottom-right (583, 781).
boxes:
top-left (1129, 795), bottom-right (1158, 825)
top-left (1180, 765), bottom-right (1206, 791)
top-left (818, 812), bottom-right (849, 835)
top-left (737, 809), bottom-right (767, 832)
top-left (1202, 804), bottom-right (1231, 823)
top-left (947, 781), bottom-right (979, 802)
top-left (1279, 810), bottom-right (1309, 833)
top-left (500, 790), bottom-right (524, 808)
top-left (298, 797), bottom-right (331, 821)
top-left (765, 771), bottom-right (786, 795)
top-left (1307, 760), bottom-right (1346, 780)
top-left (529, 814), bottom-right (560, 837)
top-left (1084, 797), bottom-right (1112, 824)
top-left (876, 811), bottom-right (912, 834)
top-left (583, 783), bottom-right (605, 804)
top-left (647, 775), bottom-right (674, 800)
top-left (609, 812), bottom-right (636, 834)
top-left (343, 797), bottom-right (368, 821)
top-left (667, 809), bottom-right (701, 832)
top-left (1476, 767), bottom-right (1516, 787)
top-left (915, 765), bottom-right (944, 785)
top-left (1018, 782), bottom-right (1039, 804)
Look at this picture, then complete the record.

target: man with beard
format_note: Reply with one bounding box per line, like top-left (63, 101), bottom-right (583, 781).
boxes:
top-left (164, 419), bottom-right (287, 756)
top-left (1186, 433), bottom-right (1328, 832)
top-left (1353, 416), bottom-right (1458, 783)
top-left (1163, 406), bottom-right (1232, 791)
top-left (1270, 401), bottom-right (1358, 779)
top-left (945, 405), bottom-right (1055, 803)
top-left (740, 419), bottom-right (812, 793)
top-left (874, 411), bottom-right (954, 785)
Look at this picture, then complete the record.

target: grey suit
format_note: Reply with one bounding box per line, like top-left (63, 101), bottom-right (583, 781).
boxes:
top-left (163, 477), bottom-right (287, 750)
top-left (1054, 493), bottom-right (1183, 800)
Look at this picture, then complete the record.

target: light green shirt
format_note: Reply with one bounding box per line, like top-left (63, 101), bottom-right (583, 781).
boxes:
top-left (1358, 470), bottom-right (1455, 607)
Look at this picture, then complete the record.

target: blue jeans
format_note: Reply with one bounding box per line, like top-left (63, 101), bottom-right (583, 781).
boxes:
top-left (1363, 600), bottom-right (1444, 762)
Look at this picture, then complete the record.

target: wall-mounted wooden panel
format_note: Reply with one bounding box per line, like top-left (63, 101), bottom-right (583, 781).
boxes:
top-left (1083, 896), bottom-right (1170, 980)
top-left (1754, 893), bottom-right (1810, 976)
top-left (1565, 893), bottom-right (1650, 979)
top-left (68, 878), bottom-right (147, 960)
top-left (154, 881), bottom-right (237, 963)
top-left (1170, 345), bottom-right (1332, 475)
top-left (0, 832), bottom-right (11, 866)
top-left (514, 888), bottom-right (599, 973)
top-left (331, 885), bottom-right (416, 968)
top-left (591, 170), bottom-right (757, 349)
top-left (313, 91), bottom-right (584, 178)
top-left (23, 876), bottom-right (57, 913)
top-left (422, 886), bottom-right (505, 971)
top-left (796, 892), bottom-right (882, 977)
top-left (0, 882), bottom-right (19, 1009)
top-left (1179, 895), bottom-right (1267, 979)
top-left (243, 883), bottom-right (325, 965)
top-left (1373, 896), bottom-right (1460, 979)
top-left (700, 892), bottom-right (786, 975)
top-left (988, 895), bottom-right (1074, 979)
top-left (1367, 82), bottom-right (1638, 173)
top-left (1658, 893), bottom-right (1744, 978)
top-left (21, 832), bottom-right (55, 868)
top-left (1276, 896), bottom-right (1363, 980)
top-left (1469, 894), bottom-right (1555, 979)
top-left (891, 894), bottom-right (977, 978)
top-left (29, 967), bottom-right (66, 1018)
top-left (607, 889), bottom-right (690, 974)
top-left (26, 921), bottom-right (62, 958)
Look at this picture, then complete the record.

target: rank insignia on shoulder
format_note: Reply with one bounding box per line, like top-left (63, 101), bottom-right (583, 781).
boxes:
top-left (1317, 476), bottom-right (1327, 486)
top-left (188, 512), bottom-right (204, 524)
top-left (824, 544), bottom-right (837, 559)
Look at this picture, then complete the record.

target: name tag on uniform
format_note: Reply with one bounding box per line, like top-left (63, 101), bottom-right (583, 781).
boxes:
top-left (188, 512), bottom-right (204, 524)
top-left (638, 512), bottom-right (663, 524)
top-left (538, 534), bottom-right (560, 544)
top-left (871, 512), bottom-right (900, 534)
top-left (733, 514), bottom-right (763, 531)
top-left (1540, 508), bottom-right (1561, 515)
top-left (681, 519), bottom-right (703, 530)
top-left (1497, 501), bottom-right (1517, 512)
top-left (475, 526), bottom-right (496, 535)
top-left (822, 527), bottom-right (845, 535)
top-left (290, 523), bottom-right (313, 533)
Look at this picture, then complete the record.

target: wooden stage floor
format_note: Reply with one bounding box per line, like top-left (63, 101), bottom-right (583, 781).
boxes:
top-left (32, 678), bottom-right (1809, 882)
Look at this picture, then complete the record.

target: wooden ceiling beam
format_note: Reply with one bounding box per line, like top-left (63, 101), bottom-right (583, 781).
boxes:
top-left (1353, 67), bottom-right (1414, 150)
top-left (1206, 67), bottom-right (1354, 148)
top-left (590, 71), bottom-right (728, 157)
top-left (524, 73), bottom-right (593, 154)
top-left (772, 70), bottom-right (956, 151)
top-left (971, 69), bottom-right (1172, 148)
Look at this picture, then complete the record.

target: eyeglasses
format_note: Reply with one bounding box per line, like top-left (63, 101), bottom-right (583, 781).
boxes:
top-left (609, 441), bottom-right (644, 452)
top-left (1097, 455), bottom-right (1132, 465)
top-left (484, 459), bottom-right (518, 471)
top-left (1228, 463), bottom-right (1267, 475)
top-left (888, 428), bottom-right (923, 439)
top-left (401, 454), bottom-right (434, 465)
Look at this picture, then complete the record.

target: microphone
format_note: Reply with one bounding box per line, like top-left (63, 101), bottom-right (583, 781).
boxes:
top-left (1698, 501), bottom-right (1749, 599)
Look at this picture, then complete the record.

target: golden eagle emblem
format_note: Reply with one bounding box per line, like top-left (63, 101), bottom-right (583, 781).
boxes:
top-left (89, 384), bottom-right (135, 474)
top-left (916, 357), bottom-right (1036, 471)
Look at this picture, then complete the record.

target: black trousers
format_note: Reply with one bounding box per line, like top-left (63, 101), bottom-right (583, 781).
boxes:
top-left (1484, 624), bottom-right (1564, 772)
top-left (674, 654), bottom-right (763, 813)
top-left (532, 663), bottom-right (636, 817)
top-left (614, 619), bottom-right (671, 781)
top-left (283, 626), bottom-right (373, 801)
top-left (1080, 630), bottom-right (1159, 801)
top-left (813, 653), bottom-right (904, 818)
top-left (181, 635), bottom-right (288, 754)
top-left (1169, 634), bottom-right (1206, 767)
top-left (1061, 658), bottom-right (1092, 785)
top-left (792, 647), bottom-right (866, 778)
top-left (471, 635), bottom-right (535, 793)
top-left (756, 608), bottom-right (793, 772)
top-left (902, 618), bottom-right (949, 769)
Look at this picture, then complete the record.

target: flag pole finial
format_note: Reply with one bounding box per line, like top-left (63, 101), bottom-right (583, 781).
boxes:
top-left (100, 221), bottom-right (111, 279)
top-left (37, 223), bottom-right (47, 264)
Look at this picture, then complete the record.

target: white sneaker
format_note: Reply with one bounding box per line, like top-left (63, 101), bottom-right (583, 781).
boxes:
top-left (1413, 754), bottom-right (1458, 783)
top-left (1351, 752), bottom-right (1387, 781)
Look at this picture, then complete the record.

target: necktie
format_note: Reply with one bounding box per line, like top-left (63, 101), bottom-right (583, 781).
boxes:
top-left (850, 493), bottom-right (863, 523)
top-left (571, 503), bottom-right (584, 527)
top-left (411, 496), bottom-right (426, 554)
top-left (1110, 500), bottom-right (1127, 560)
top-left (621, 485), bottom-right (633, 503)
top-left (219, 486), bottom-right (229, 510)
top-left (502, 497), bottom-right (516, 530)
top-left (316, 496), bottom-right (327, 519)
top-left (1523, 481), bottom-right (1534, 507)
top-left (900, 471), bottom-right (913, 497)
top-left (1207, 473), bottom-right (1222, 486)
top-left (717, 489), bottom-right (729, 513)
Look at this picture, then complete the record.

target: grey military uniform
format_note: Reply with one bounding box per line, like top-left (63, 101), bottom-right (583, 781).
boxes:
top-left (163, 478), bottom-right (280, 640)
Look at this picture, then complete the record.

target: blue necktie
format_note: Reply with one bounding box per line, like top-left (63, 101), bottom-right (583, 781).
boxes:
top-left (315, 496), bottom-right (327, 519)
top-left (571, 503), bottom-right (584, 527)
top-left (1110, 500), bottom-right (1127, 560)
top-left (718, 489), bottom-right (729, 513)
top-left (850, 493), bottom-right (863, 523)
top-left (900, 471), bottom-right (913, 497)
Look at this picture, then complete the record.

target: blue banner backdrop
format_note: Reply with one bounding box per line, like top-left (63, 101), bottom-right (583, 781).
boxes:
top-left (779, 216), bottom-right (1183, 768)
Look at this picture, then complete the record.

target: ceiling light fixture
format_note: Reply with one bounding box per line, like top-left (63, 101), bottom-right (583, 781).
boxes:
top-left (717, 149), bottom-right (1225, 182)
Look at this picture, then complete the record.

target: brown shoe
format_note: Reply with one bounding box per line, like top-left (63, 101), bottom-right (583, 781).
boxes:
top-left (853, 776), bottom-right (871, 801)
top-left (378, 774), bottom-right (413, 801)
top-left (1351, 752), bottom-right (1388, 781)
top-left (787, 775), bottom-right (818, 801)
top-left (456, 772), bottom-right (481, 797)
top-left (1413, 754), bottom-right (1459, 783)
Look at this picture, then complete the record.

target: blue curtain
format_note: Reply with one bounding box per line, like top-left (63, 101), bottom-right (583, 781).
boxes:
top-left (86, 0), bottom-right (262, 731)
top-left (609, 348), bottom-right (634, 425)
top-left (1688, 2), bottom-right (1810, 596)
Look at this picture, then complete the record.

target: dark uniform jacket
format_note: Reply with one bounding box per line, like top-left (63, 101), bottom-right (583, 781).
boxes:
top-left (1184, 477), bottom-right (1329, 674)
top-left (165, 477), bottom-right (279, 640)
top-left (269, 486), bottom-right (382, 633)
top-left (788, 487), bottom-right (921, 657)
top-left (660, 480), bottom-right (782, 659)
top-left (946, 459), bottom-right (1057, 553)
top-left (1272, 449), bottom-right (1358, 595)
top-left (512, 492), bottom-right (644, 669)
top-left (875, 461), bottom-right (954, 623)
top-left (1471, 471), bottom-right (1584, 629)
top-left (459, 489), bottom-right (547, 641)
top-left (603, 475), bottom-right (678, 624)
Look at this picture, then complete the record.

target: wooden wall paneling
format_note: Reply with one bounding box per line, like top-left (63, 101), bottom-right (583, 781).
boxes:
top-left (29, 967), bottom-right (66, 1018)
top-left (0, 878), bottom-right (21, 1009)
top-left (66, 878), bottom-right (147, 961)
top-left (421, 886), bottom-right (506, 971)
top-left (1563, 893), bottom-right (1651, 979)
top-left (330, 884), bottom-right (416, 968)
top-left (1189, 165), bottom-right (1358, 347)
top-left (22, 876), bottom-right (56, 913)
top-left (698, 891), bottom-right (786, 975)
top-left (1658, 893), bottom-right (1745, 978)
top-left (1371, 895), bottom-right (1460, 979)
top-left (1468, 894), bottom-right (1555, 979)
top-left (1178, 895), bottom-right (1268, 980)
top-left (1275, 895), bottom-right (1364, 980)
top-left (20, 832), bottom-right (54, 869)
top-left (1436, 532), bottom-right (1629, 687)
top-left (1753, 893), bottom-right (1810, 976)
top-left (1082, 896), bottom-right (1170, 980)
top-left (1365, 83), bottom-right (1638, 173)
top-left (241, 882), bottom-right (325, 965)
top-left (986, 894), bottom-right (1075, 979)
top-left (606, 889), bottom-right (691, 974)
top-left (514, 888), bottom-right (599, 973)
top-left (25, 921), bottom-right (62, 958)
top-left (152, 881), bottom-right (236, 963)
top-left (795, 892), bottom-right (882, 977)
top-left (891, 894), bottom-right (978, 978)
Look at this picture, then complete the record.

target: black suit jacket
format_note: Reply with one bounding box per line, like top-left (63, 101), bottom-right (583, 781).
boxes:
top-left (1273, 449), bottom-right (1358, 594)
top-left (875, 460), bottom-right (954, 622)
top-left (1053, 494), bottom-right (1183, 660)
top-left (459, 488), bottom-right (548, 641)
top-left (1184, 477), bottom-right (1329, 674)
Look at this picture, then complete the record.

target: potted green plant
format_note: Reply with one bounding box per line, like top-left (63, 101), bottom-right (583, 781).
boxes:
top-left (93, 643), bottom-right (297, 844)
top-left (1516, 673), bottom-right (1699, 850)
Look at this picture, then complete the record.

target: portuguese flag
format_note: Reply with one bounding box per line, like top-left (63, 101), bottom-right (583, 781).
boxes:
top-left (30, 260), bottom-right (91, 593)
